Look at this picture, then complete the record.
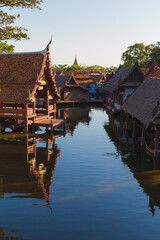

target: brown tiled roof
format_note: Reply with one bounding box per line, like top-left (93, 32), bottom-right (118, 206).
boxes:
top-left (0, 85), bottom-right (34, 101)
top-left (0, 45), bottom-right (59, 102)
top-left (55, 73), bottom-right (89, 90)
top-left (90, 74), bottom-right (104, 83)
top-left (140, 68), bottom-right (149, 77)
top-left (0, 53), bottom-right (44, 84)
top-left (75, 73), bottom-right (93, 82)
top-left (147, 65), bottom-right (160, 79)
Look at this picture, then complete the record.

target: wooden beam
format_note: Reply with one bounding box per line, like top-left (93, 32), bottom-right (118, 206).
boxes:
top-left (154, 125), bottom-right (160, 157)
top-left (141, 126), bottom-right (146, 147)
top-left (46, 86), bottom-right (49, 115)
top-left (132, 118), bottom-right (136, 138)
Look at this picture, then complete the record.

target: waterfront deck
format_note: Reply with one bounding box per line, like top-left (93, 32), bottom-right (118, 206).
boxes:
top-left (32, 118), bottom-right (65, 130)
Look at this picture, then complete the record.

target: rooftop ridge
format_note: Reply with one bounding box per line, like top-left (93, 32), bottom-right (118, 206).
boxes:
top-left (0, 47), bottom-right (47, 56)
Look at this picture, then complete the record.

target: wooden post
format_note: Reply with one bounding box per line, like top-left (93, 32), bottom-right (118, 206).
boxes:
top-left (33, 101), bottom-right (36, 115)
top-left (46, 86), bottom-right (49, 116)
top-left (51, 120), bottom-right (53, 132)
top-left (120, 110), bottom-right (123, 122)
top-left (154, 125), bottom-right (160, 158)
top-left (46, 138), bottom-right (49, 161)
top-left (132, 118), bottom-right (136, 138)
top-left (141, 126), bottom-right (146, 147)
top-left (24, 103), bottom-right (28, 133)
top-left (126, 114), bottom-right (129, 131)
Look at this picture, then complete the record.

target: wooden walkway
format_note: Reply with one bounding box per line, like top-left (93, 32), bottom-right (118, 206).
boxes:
top-left (32, 118), bottom-right (65, 131)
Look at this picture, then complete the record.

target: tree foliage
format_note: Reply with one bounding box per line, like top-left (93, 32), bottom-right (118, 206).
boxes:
top-left (52, 64), bottom-right (108, 73)
top-left (0, 0), bottom-right (42, 52)
top-left (121, 42), bottom-right (160, 67)
top-left (0, 40), bottom-right (14, 52)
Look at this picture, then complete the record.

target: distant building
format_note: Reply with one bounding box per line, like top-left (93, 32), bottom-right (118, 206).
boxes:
top-left (55, 73), bottom-right (89, 101)
top-left (73, 56), bottom-right (79, 67)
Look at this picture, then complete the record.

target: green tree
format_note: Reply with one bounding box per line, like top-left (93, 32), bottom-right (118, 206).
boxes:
top-left (146, 42), bottom-right (160, 67)
top-left (0, 0), bottom-right (42, 52)
top-left (0, 40), bottom-right (14, 52)
top-left (106, 66), bottom-right (118, 72)
top-left (121, 43), bottom-right (151, 67)
top-left (85, 65), bottom-right (106, 73)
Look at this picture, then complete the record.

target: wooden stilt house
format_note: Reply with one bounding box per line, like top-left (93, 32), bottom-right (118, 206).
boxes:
top-left (103, 62), bottom-right (147, 112)
top-left (0, 41), bottom-right (60, 132)
top-left (122, 61), bottom-right (160, 156)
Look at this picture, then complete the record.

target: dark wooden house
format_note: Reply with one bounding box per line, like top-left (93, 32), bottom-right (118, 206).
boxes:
top-left (0, 42), bottom-right (61, 132)
top-left (122, 62), bottom-right (160, 156)
top-left (55, 73), bottom-right (89, 101)
top-left (103, 62), bottom-right (147, 111)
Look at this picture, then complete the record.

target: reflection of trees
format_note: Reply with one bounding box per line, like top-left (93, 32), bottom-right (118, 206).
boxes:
top-left (57, 107), bottom-right (91, 136)
top-left (104, 114), bottom-right (160, 215)
top-left (0, 133), bottom-right (61, 203)
top-left (0, 226), bottom-right (27, 239)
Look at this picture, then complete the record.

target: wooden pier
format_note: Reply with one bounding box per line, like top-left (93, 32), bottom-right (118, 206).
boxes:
top-left (32, 118), bottom-right (65, 131)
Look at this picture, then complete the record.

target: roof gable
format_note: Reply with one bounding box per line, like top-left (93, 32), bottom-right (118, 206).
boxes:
top-left (55, 75), bottom-right (71, 89)
top-left (0, 42), bottom-right (60, 102)
top-left (67, 74), bottom-right (78, 86)
top-left (103, 63), bottom-right (146, 93)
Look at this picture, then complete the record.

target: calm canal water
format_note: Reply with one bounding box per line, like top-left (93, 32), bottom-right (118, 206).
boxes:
top-left (0, 107), bottom-right (160, 240)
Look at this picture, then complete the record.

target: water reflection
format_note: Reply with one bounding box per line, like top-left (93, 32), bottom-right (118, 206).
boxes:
top-left (57, 107), bottom-right (91, 135)
top-left (104, 114), bottom-right (160, 216)
top-left (0, 133), bottom-right (60, 203)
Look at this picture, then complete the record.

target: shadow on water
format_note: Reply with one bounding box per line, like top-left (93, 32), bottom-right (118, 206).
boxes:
top-left (104, 114), bottom-right (160, 216)
top-left (0, 133), bottom-right (61, 203)
top-left (0, 107), bottom-right (94, 239)
top-left (57, 107), bottom-right (91, 136)
top-left (0, 107), bottom-right (92, 202)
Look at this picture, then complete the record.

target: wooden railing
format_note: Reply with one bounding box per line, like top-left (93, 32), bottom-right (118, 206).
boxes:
top-left (0, 107), bottom-right (34, 119)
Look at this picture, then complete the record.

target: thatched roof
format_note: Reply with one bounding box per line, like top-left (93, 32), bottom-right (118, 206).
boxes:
top-left (103, 63), bottom-right (145, 94)
top-left (55, 73), bottom-right (88, 91)
top-left (0, 43), bottom-right (59, 102)
top-left (103, 67), bottom-right (132, 93)
top-left (122, 64), bottom-right (160, 126)
top-left (75, 73), bottom-right (93, 82)
top-left (55, 75), bottom-right (71, 89)
top-left (90, 74), bottom-right (105, 83)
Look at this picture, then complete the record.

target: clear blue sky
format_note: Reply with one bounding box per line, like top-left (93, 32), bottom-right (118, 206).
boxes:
top-left (8, 0), bottom-right (160, 67)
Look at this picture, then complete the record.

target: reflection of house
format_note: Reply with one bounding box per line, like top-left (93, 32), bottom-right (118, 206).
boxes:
top-left (55, 73), bottom-right (89, 101)
top-left (0, 41), bottom-right (60, 132)
top-left (104, 114), bottom-right (160, 216)
top-left (104, 115), bottom-right (136, 154)
top-left (57, 107), bottom-right (91, 136)
top-left (103, 62), bottom-right (146, 111)
top-left (0, 134), bottom-right (61, 202)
